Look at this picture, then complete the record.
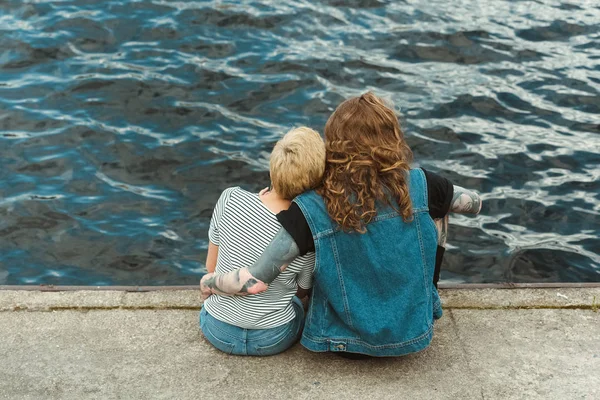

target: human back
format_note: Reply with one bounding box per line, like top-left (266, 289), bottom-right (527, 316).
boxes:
top-left (199, 126), bottom-right (326, 356)
top-left (202, 186), bottom-right (315, 329)
top-left (292, 94), bottom-right (440, 354)
top-left (295, 168), bottom-right (440, 356)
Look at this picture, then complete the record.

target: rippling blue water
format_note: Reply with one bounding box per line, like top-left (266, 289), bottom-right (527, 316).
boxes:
top-left (0, 0), bottom-right (599, 285)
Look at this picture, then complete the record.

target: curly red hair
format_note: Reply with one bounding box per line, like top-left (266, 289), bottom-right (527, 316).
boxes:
top-left (318, 92), bottom-right (413, 232)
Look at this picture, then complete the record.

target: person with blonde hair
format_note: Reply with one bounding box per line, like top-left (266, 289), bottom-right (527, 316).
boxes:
top-left (199, 126), bottom-right (325, 356)
top-left (201, 93), bottom-right (482, 357)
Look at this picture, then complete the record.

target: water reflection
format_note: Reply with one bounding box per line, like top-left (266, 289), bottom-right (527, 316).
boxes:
top-left (0, 0), bottom-right (598, 285)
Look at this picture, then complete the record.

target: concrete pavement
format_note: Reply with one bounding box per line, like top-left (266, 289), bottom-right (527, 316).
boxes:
top-left (0, 288), bottom-right (598, 400)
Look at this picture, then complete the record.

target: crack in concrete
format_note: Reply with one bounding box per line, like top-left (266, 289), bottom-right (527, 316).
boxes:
top-left (0, 305), bottom-right (202, 312)
top-left (1, 304), bottom-right (598, 313)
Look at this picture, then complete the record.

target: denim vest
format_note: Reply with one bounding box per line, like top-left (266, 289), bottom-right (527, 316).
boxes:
top-left (294, 168), bottom-right (442, 357)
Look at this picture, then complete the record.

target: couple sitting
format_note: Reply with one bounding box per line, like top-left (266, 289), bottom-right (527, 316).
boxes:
top-left (200, 92), bottom-right (482, 357)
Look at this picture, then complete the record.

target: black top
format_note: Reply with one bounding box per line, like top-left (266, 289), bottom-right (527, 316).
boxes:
top-left (277, 168), bottom-right (454, 256)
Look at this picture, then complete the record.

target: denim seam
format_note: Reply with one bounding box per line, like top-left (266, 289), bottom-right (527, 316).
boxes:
top-left (424, 214), bottom-right (438, 279)
top-left (250, 320), bottom-right (292, 340)
top-left (203, 316), bottom-right (244, 342)
top-left (321, 292), bottom-right (327, 336)
top-left (306, 240), bottom-right (318, 330)
top-left (314, 214), bottom-right (431, 238)
top-left (331, 236), bottom-right (355, 330)
top-left (422, 209), bottom-right (438, 314)
top-left (315, 230), bottom-right (334, 239)
top-left (295, 197), bottom-right (322, 243)
top-left (305, 292), bottom-right (314, 333)
top-left (373, 212), bottom-right (399, 222)
top-left (303, 324), bottom-right (433, 350)
top-left (418, 167), bottom-right (436, 293)
top-left (313, 230), bottom-right (321, 275)
top-left (419, 169), bottom-right (428, 211)
top-left (415, 215), bottom-right (432, 315)
top-left (255, 327), bottom-right (296, 355)
top-left (312, 211), bottom-right (426, 238)
top-left (202, 323), bottom-right (237, 351)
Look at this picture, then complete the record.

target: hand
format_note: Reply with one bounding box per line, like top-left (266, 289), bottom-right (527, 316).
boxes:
top-left (200, 273), bottom-right (214, 301)
top-left (259, 187), bottom-right (270, 197)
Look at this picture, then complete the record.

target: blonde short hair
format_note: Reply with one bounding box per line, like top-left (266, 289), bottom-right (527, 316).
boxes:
top-left (270, 127), bottom-right (326, 200)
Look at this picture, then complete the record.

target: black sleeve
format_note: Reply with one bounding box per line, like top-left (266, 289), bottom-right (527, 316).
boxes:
top-left (276, 202), bottom-right (315, 256)
top-left (421, 168), bottom-right (454, 219)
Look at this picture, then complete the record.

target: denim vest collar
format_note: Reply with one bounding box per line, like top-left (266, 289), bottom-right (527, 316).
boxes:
top-left (295, 169), bottom-right (442, 357)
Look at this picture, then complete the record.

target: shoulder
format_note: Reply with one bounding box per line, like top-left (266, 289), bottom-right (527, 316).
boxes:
top-left (419, 168), bottom-right (453, 192)
top-left (219, 186), bottom-right (239, 199)
top-left (277, 202), bottom-right (308, 230)
top-left (216, 187), bottom-right (266, 215)
top-left (213, 187), bottom-right (242, 215)
top-left (293, 190), bottom-right (327, 215)
top-left (221, 186), bottom-right (243, 197)
top-left (218, 186), bottom-right (250, 204)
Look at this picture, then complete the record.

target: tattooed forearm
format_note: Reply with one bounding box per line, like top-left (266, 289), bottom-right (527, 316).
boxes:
top-left (199, 227), bottom-right (300, 299)
top-left (248, 227), bottom-right (299, 282)
top-left (240, 278), bottom-right (260, 293)
top-left (434, 215), bottom-right (449, 247)
top-left (450, 185), bottom-right (482, 215)
top-left (200, 269), bottom-right (268, 300)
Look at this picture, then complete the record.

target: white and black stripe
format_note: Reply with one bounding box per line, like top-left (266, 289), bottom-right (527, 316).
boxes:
top-left (203, 187), bottom-right (314, 329)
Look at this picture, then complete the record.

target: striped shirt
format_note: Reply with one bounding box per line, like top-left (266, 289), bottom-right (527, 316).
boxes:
top-left (203, 187), bottom-right (315, 329)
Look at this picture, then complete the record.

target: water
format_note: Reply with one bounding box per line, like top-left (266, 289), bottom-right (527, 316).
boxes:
top-left (0, 0), bottom-right (599, 286)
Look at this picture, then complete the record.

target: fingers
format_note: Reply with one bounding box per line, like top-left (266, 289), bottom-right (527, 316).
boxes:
top-left (200, 273), bottom-right (214, 300)
top-left (259, 187), bottom-right (270, 196)
top-left (246, 281), bottom-right (269, 295)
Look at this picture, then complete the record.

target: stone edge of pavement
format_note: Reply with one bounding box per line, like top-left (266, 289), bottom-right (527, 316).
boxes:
top-left (0, 288), bottom-right (598, 312)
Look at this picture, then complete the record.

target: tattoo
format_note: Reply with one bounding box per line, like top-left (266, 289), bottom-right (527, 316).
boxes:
top-left (203, 276), bottom-right (219, 291)
top-left (200, 227), bottom-right (300, 297)
top-left (450, 185), bottom-right (482, 215)
top-left (240, 278), bottom-right (260, 293)
top-left (248, 227), bottom-right (299, 283)
top-left (434, 215), bottom-right (448, 247)
top-left (202, 268), bottom-right (267, 297)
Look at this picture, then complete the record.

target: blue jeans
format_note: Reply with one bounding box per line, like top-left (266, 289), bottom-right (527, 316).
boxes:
top-left (199, 296), bottom-right (305, 356)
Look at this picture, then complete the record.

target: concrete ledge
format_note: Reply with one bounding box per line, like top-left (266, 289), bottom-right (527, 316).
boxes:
top-left (0, 288), bottom-right (598, 399)
top-left (1, 288), bottom-right (598, 312)
top-left (440, 287), bottom-right (599, 309)
top-left (0, 290), bottom-right (200, 312)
